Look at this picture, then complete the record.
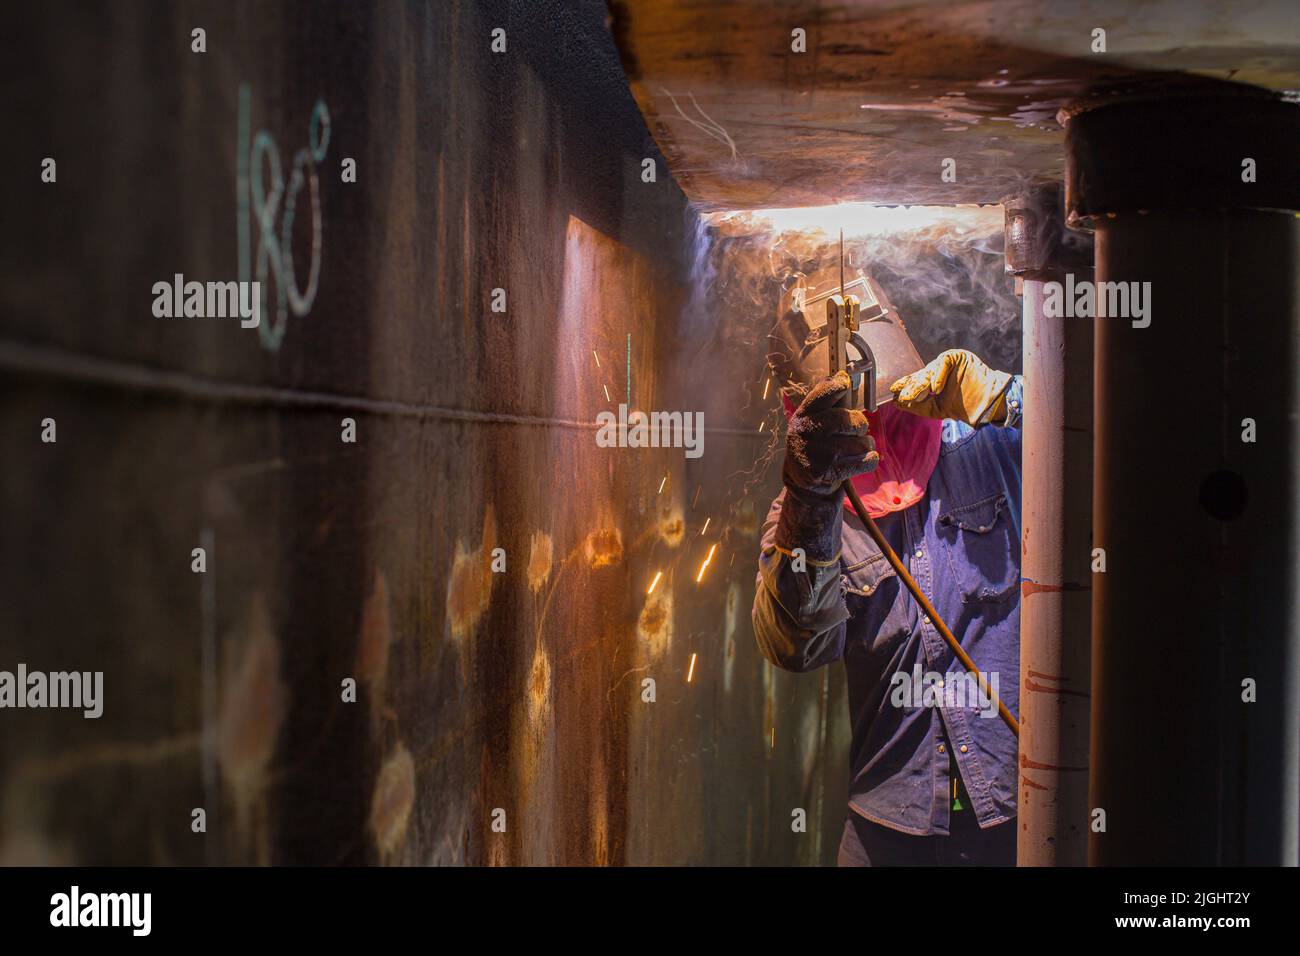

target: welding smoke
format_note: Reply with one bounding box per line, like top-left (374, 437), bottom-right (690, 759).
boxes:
top-left (686, 205), bottom-right (1023, 383)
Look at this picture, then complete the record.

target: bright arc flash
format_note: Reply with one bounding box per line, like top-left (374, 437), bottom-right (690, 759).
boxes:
top-left (706, 203), bottom-right (1002, 239)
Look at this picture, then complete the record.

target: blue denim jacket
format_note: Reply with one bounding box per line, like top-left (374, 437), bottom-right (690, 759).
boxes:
top-left (753, 379), bottom-right (1023, 836)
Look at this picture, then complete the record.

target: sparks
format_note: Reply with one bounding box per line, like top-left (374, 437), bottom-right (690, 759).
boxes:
top-left (658, 474), bottom-right (667, 494)
top-left (691, 484), bottom-right (702, 509)
top-left (762, 376), bottom-right (771, 400)
top-left (602, 383), bottom-right (610, 402)
top-left (593, 350), bottom-right (601, 367)
top-left (700, 517), bottom-right (710, 535)
top-left (695, 543), bottom-right (718, 583)
top-left (686, 652), bottom-right (697, 683)
top-left (758, 420), bottom-right (766, 433)
top-left (647, 570), bottom-right (663, 595)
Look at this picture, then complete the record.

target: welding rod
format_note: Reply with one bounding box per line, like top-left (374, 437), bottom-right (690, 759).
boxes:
top-left (842, 480), bottom-right (1021, 738)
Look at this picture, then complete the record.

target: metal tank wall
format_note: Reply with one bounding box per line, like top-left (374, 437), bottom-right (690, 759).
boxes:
top-left (0, 0), bottom-right (846, 865)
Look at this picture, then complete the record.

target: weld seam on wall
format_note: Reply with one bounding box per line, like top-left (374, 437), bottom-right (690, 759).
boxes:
top-left (0, 339), bottom-right (762, 437)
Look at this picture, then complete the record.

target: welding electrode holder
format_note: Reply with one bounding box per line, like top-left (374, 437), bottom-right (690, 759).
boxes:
top-left (823, 294), bottom-right (877, 413)
top-left (825, 297), bottom-right (1021, 739)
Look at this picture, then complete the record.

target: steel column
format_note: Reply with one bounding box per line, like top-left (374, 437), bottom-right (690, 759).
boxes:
top-left (1005, 185), bottom-right (1094, 866)
top-left (1063, 94), bottom-right (1300, 865)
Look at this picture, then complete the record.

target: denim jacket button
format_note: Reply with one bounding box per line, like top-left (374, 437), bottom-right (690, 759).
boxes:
top-left (960, 745), bottom-right (968, 753)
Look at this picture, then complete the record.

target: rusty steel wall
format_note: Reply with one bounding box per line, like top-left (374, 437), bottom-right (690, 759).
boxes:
top-left (0, 1), bottom-right (847, 865)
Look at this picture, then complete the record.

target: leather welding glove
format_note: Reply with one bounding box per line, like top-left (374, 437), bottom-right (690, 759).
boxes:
top-left (776, 371), bottom-right (879, 562)
top-left (889, 349), bottom-right (1012, 426)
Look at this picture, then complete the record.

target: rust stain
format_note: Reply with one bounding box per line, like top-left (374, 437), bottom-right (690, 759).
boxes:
top-left (658, 509), bottom-right (685, 547)
top-left (640, 599), bottom-right (667, 635)
top-left (357, 569), bottom-right (392, 690)
top-left (526, 531), bottom-right (553, 593)
top-left (1024, 668), bottom-right (1091, 699)
top-left (1021, 579), bottom-right (1090, 597)
top-left (583, 526), bottom-right (624, 569)
top-left (217, 594), bottom-right (287, 850)
top-left (1021, 752), bottom-right (1088, 773)
top-left (1027, 668), bottom-right (1067, 681)
top-left (1024, 679), bottom-right (1090, 698)
top-left (637, 587), bottom-right (673, 660)
top-left (447, 507), bottom-right (498, 639)
top-left (1021, 774), bottom-right (1050, 792)
top-left (369, 743), bottom-right (416, 857)
top-left (527, 639), bottom-right (552, 728)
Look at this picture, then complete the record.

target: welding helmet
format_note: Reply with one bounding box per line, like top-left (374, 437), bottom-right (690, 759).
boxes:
top-left (768, 264), bottom-right (941, 519)
top-left (766, 264), bottom-right (926, 411)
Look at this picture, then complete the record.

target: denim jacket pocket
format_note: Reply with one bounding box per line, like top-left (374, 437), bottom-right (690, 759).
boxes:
top-left (843, 550), bottom-right (894, 597)
top-left (843, 551), bottom-right (912, 653)
top-left (938, 493), bottom-right (1019, 603)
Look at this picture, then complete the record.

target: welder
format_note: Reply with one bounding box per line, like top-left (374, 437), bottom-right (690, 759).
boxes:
top-left (753, 272), bottom-right (1023, 866)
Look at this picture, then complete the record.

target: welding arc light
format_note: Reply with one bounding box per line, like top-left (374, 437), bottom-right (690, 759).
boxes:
top-left (706, 203), bottom-right (1001, 238)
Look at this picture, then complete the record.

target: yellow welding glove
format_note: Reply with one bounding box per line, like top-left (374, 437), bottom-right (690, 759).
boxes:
top-left (889, 349), bottom-right (1012, 426)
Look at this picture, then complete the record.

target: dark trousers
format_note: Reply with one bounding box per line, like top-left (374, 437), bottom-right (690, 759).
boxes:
top-left (837, 809), bottom-right (1016, 866)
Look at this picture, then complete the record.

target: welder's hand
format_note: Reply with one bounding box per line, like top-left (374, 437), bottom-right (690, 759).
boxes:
top-left (889, 349), bottom-right (1012, 426)
top-left (783, 371), bottom-right (880, 497)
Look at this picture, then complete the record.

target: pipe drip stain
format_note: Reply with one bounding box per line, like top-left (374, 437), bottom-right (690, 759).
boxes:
top-left (723, 582), bottom-right (740, 694)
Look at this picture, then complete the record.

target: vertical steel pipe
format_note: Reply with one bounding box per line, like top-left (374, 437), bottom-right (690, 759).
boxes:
top-left (1063, 94), bottom-right (1300, 865)
top-left (1006, 186), bottom-right (1094, 866)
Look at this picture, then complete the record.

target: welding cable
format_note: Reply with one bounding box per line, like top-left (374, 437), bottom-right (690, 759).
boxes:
top-left (842, 480), bottom-right (1021, 738)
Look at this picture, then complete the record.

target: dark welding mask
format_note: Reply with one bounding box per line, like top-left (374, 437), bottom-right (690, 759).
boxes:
top-left (767, 264), bottom-right (925, 411)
